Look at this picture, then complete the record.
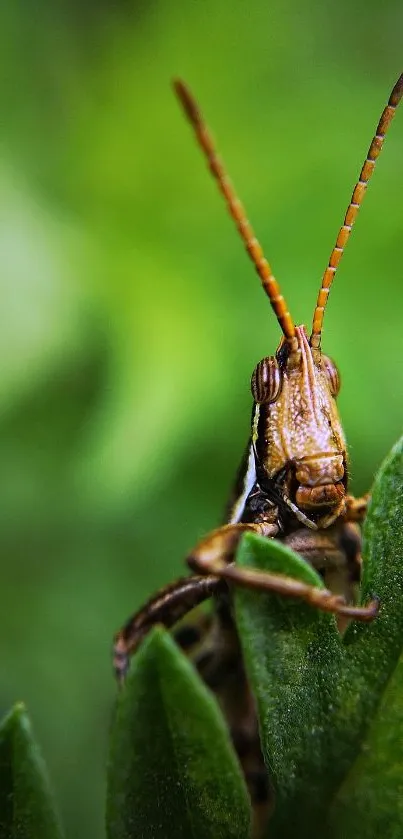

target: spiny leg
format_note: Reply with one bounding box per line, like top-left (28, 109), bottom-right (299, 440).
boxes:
top-left (113, 574), bottom-right (224, 684)
top-left (187, 521), bottom-right (379, 622)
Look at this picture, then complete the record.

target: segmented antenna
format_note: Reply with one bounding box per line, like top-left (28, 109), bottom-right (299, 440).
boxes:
top-left (173, 79), bottom-right (296, 344)
top-left (311, 73), bottom-right (403, 348)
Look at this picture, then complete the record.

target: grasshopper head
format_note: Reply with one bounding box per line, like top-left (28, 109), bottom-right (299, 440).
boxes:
top-left (251, 326), bottom-right (346, 529)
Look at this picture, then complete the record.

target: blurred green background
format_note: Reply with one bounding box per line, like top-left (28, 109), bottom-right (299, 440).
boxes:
top-left (0, 2), bottom-right (402, 837)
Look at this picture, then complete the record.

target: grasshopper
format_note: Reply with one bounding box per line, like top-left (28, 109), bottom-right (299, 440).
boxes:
top-left (113, 73), bottom-right (403, 830)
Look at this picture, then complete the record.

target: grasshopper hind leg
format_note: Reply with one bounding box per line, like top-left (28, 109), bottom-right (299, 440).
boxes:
top-left (113, 574), bottom-right (224, 683)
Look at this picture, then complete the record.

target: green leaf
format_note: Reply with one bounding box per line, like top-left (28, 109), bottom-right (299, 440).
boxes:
top-left (235, 435), bottom-right (403, 838)
top-left (329, 653), bottom-right (403, 839)
top-left (341, 434), bottom-right (403, 695)
top-left (329, 435), bottom-right (403, 837)
top-left (0, 703), bottom-right (63, 839)
top-left (106, 627), bottom-right (251, 839)
top-left (234, 534), bottom-right (342, 836)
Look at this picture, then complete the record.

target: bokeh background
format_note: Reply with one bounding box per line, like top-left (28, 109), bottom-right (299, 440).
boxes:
top-left (1, 2), bottom-right (402, 837)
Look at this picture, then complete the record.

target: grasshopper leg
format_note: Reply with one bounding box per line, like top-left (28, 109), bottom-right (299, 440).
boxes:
top-left (113, 574), bottom-right (224, 684)
top-left (187, 521), bottom-right (379, 622)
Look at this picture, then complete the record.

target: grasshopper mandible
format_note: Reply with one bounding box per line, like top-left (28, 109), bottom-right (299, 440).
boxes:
top-left (113, 73), bottom-right (402, 822)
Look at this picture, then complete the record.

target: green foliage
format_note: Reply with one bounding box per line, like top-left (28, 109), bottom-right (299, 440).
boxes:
top-left (0, 704), bottom-right (63, 839)
top-left (235, 534), bottom-right (341, 834)
top-left (329, 435), bottom-right (403, 838)
top-left (106, 629), bottom-right (251, 839)
top-left (2, 435), bottom-right (403, 838)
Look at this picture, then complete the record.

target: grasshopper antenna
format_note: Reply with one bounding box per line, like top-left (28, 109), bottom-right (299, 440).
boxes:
top-left (311, 73), bottom-right (403, 348)
top-left (173, 79), bottom-right (297, 347)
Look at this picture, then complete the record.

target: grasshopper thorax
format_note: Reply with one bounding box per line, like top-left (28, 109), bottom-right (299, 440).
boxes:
top-left (251, 326), bottom-right (346, 530)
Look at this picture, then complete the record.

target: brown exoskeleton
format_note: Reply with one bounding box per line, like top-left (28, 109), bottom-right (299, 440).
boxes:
top-left (113, 74), bottom-right (403, 834)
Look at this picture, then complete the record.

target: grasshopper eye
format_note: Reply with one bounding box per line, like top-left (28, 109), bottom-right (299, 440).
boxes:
top-left (251, 356), bottom-right (282, 404)
top-left (322, 355), bottom-right (341, 397)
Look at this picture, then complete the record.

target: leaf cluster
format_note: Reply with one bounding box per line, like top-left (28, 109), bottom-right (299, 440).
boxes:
top-left (2, 436), bottom-right (403, 838)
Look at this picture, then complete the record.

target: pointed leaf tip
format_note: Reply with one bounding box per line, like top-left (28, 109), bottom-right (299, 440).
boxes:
top-left (0, 703), bottom-right (63, 839)
top-left (107, 627), bottom-right (251, 839)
